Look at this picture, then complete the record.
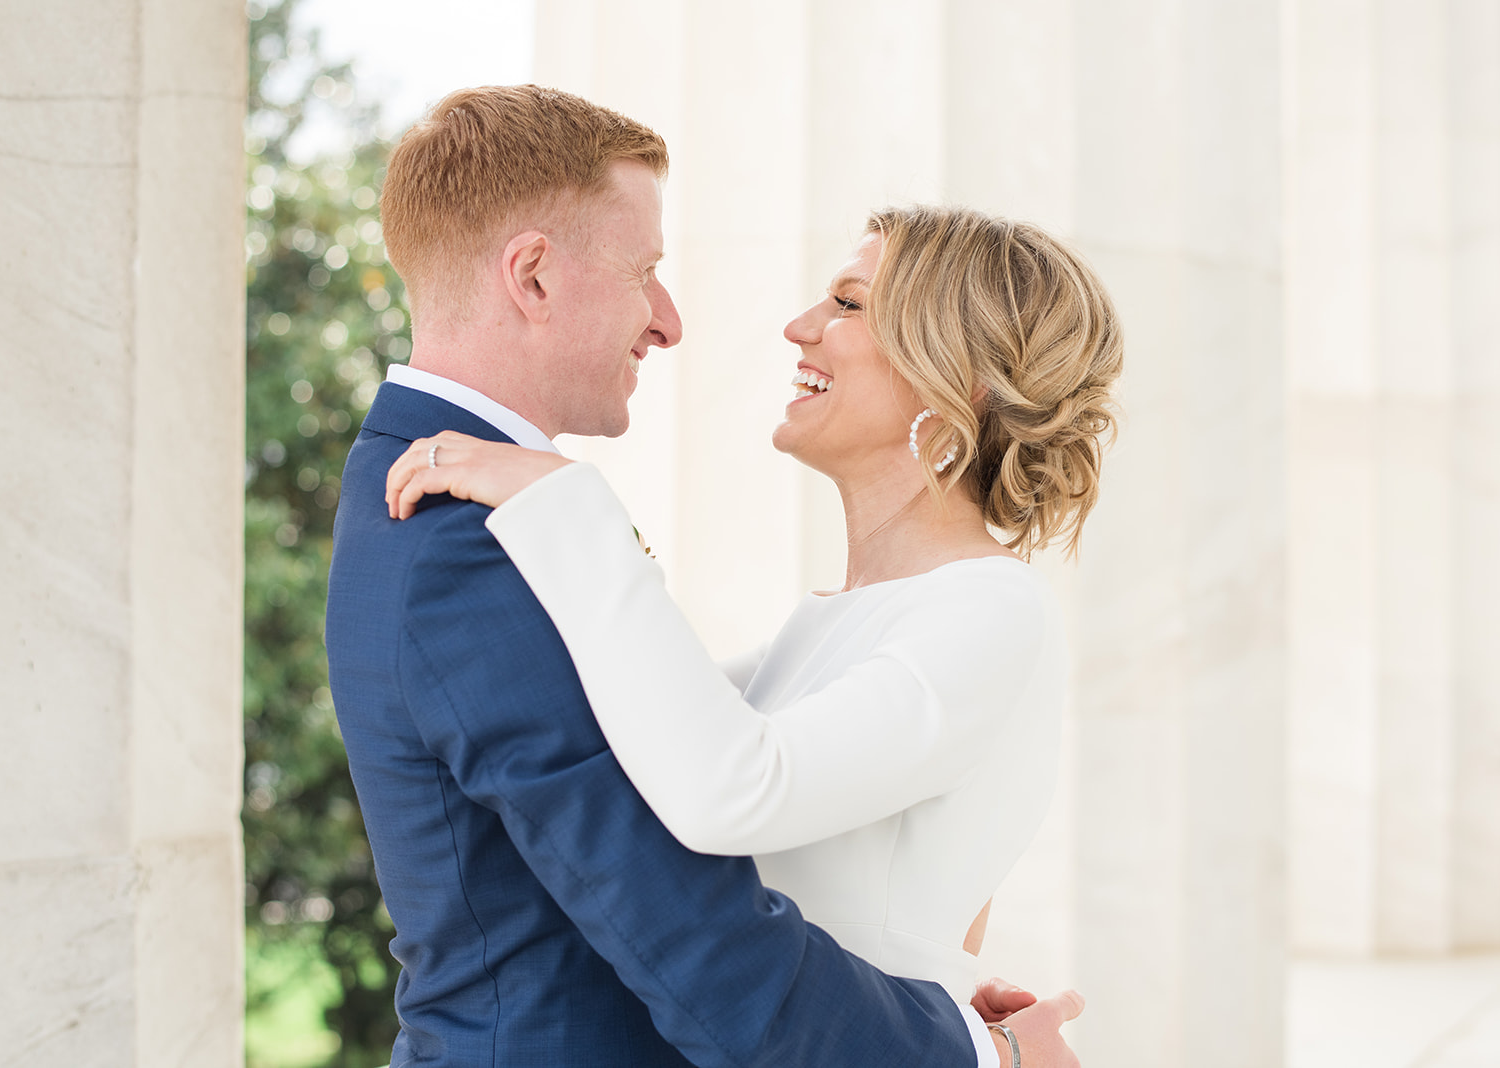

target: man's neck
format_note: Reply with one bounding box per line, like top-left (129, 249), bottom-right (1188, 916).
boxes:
top-left (408, 331), bottom-right (559, 439)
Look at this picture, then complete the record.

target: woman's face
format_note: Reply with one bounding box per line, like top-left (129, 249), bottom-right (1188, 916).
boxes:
top-left (772, 233), bottom-right (924, 479)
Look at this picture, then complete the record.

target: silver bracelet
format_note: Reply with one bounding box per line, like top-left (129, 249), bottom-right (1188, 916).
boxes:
top-left (986, 1021), bottom-right (1021, 1068)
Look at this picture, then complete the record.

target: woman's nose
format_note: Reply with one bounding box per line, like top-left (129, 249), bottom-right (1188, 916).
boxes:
top-left (783, 303), bottom-right (822, 345)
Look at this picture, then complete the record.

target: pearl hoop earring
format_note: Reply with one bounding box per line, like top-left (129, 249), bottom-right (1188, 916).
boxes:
top-left (908, 408), bottom-right (959, 473)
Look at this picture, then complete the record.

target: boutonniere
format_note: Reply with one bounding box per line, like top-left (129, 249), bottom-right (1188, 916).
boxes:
top-left (633, 526), bottom-right (655, 559)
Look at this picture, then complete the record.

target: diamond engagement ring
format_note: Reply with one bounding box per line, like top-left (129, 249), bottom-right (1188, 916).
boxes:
top-left (427, 443), bottom-right (440, 469)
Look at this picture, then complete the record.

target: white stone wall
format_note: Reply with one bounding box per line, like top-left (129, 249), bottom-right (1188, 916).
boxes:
top-left (0, 2), bottom-right (248, 1064)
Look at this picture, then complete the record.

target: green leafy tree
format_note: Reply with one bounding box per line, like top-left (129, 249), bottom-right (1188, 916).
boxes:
top-left (243, 2), bottom-right (409, 1063)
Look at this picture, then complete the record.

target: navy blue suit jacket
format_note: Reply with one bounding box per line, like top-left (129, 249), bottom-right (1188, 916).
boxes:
top-left (325, 381), bottom-right (976, 1067)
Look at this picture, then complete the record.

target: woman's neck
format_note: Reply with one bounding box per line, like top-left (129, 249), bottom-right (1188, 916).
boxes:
top-left (837, 468), bottom-right (1012, 591)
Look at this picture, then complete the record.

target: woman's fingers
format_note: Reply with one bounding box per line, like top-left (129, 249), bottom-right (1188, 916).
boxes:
top-left (971, 977), bottom-right (1037, 1021)
top-left (386, 431), bottom-right (486, 516)
top-left (384, 432), bottom-right (568, 519)
top-left (385, 442), bottom-right (414, 515)
top-left (385, 436), bottom-right (443, 517)
top-left (391, 437), bottom-right (481, 517)
top-left (396, 467), bottom-right (451, 519)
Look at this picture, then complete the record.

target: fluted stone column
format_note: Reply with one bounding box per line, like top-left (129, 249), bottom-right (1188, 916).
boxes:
top-left (0, 2), bottom-right (248, 1064)
top-left (1285, 0), bottom-right (1386, 960)
top-left (1448, 0), bottom-right (1500, 954)
top-left (1370, 0), bottom-right (1458, 957)
top-left (1287, 0), bottom-right (1500, 958)
top-left (538, 4), bottom-right (1288, 1067)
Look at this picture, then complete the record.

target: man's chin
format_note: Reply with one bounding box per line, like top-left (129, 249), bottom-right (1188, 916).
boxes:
top-left (597, 408), bottom-right (631, 439)
top-left (563, 402), bottom-right (632, 440)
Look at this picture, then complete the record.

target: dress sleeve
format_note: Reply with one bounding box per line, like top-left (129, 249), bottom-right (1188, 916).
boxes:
top-left (485, 462), bottom-right (1050, 856)
top-left (717, 645), bottom-right (769, 695)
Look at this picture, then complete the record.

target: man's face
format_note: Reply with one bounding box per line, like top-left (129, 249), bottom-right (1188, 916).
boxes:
top-left (544, 160), bottom-right (682, 438)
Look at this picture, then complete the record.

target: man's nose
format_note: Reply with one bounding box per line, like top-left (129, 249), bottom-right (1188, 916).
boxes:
top-left (646, 278), bottom-right (683, 349)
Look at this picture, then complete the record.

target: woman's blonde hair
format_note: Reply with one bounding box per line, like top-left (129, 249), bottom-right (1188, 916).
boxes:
top-left (865, 206), bottom-right (1123, 557)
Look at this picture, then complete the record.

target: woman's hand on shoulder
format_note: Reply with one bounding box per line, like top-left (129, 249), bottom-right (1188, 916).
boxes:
top-left (386, 430), bottom-right (572, 519)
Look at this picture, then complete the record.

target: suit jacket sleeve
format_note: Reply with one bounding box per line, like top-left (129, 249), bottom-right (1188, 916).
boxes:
top-left (395, 502), bottom-right (979, 1068)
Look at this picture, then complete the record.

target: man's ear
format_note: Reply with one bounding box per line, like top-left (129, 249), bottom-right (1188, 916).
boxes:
top-left (501, 230), bottom-right (552, 324)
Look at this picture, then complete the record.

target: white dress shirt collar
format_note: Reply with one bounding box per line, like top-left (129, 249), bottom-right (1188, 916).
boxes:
top-left (385, 363), bottom-right (559, 455)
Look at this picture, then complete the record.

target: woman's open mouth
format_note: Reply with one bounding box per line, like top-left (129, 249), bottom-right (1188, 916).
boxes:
top-left (791, 369), bottom-right (831, 397)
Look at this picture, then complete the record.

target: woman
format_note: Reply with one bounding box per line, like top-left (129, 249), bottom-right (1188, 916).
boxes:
top-left (387, 205), bottom-right (1122, 1010)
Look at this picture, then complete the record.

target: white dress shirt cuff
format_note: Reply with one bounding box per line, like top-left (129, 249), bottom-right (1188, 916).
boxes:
top-left (962, 1002), bottom-right (1002, 1068)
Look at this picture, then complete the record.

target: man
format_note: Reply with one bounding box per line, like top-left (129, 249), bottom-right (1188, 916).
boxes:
top-left (327, 84), bottom-right (1082, 1067)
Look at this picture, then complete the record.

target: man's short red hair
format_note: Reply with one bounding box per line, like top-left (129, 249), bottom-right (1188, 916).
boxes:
top-left (380, 84), bottom-right (668, 322)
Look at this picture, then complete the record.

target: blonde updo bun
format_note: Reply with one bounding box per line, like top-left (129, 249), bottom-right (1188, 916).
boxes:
top-left (864, 206), bottom-right (1123, 557)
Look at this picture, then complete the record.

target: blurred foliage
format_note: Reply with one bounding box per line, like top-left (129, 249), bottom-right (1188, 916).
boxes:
top-left (243, 1), bottom-right (409, 1064)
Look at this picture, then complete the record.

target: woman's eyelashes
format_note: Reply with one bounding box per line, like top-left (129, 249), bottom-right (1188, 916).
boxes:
top-left (831, 293), bottom-right (862, 313)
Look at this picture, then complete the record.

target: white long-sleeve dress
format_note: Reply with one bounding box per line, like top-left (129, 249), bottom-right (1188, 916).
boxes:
top-left (485, 463), bottom-right (1065, 1001)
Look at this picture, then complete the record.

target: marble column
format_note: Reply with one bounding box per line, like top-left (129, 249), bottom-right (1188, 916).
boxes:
top-left (0, 1), bottom-right (248, 1064)
top-left (1285, 0), bottom-right (1386, 959)
top-left (1448, 0), bottom-right (1500, 954)
top-left (1286, 0), bottom-right (1500, 958)
top-left (1370, 0), bottom-right (1458, 957)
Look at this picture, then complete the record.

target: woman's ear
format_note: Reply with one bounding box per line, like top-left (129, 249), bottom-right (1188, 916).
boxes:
top-left (501, 230), bottom-right (551, 324)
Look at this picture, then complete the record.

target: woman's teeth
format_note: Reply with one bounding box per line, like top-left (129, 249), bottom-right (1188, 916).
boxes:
top-left (628, 354), bottom-right (641, 374)
top-left (792, 370), bottom-right (831, 395)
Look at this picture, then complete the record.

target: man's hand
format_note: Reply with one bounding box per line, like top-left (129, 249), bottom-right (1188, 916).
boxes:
top-left (986, 989), bottom-right (1085, 1068)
